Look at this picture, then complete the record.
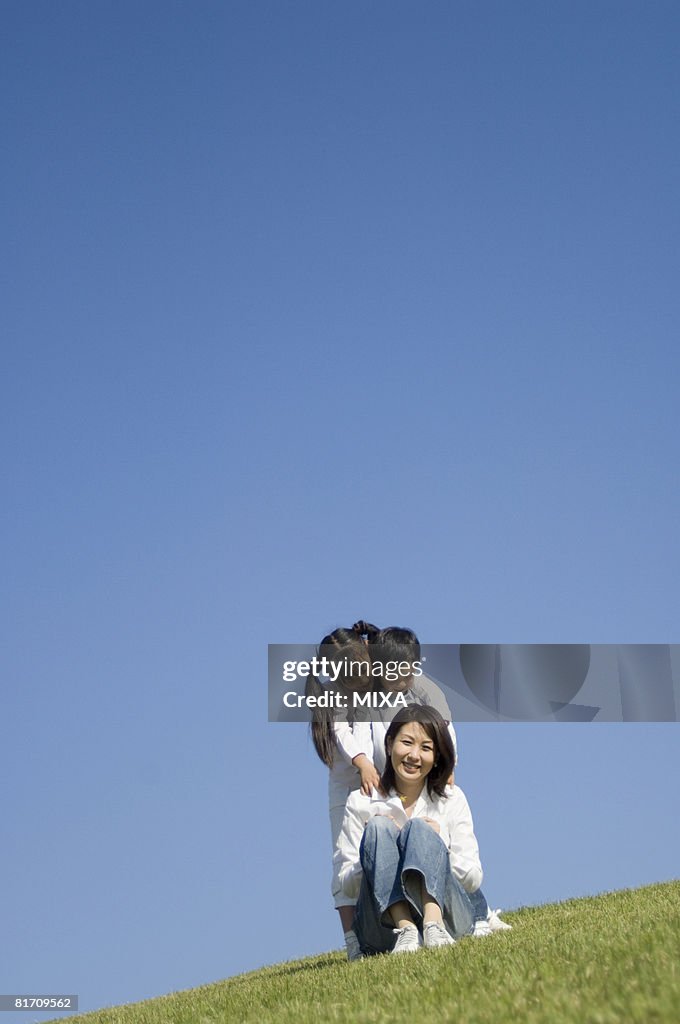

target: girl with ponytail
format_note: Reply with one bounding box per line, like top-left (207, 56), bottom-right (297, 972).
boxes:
top-left (306, 621), bottom-right (381, 961)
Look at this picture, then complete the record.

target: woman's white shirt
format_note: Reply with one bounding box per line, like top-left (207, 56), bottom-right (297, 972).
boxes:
top-left (334, 784), bottom-right (483, 900)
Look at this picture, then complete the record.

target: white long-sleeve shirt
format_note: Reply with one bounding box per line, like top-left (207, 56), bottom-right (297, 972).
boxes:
top-left (332, 718), bottom-right (372, 766)
top-left (334, 783), bottom-right (483, 900)
top-left (328, 718), bottom-right (374, 815)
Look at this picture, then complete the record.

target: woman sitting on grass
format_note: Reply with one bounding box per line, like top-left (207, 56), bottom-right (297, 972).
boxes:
top-left (334, 704), bottom-right (496, 955)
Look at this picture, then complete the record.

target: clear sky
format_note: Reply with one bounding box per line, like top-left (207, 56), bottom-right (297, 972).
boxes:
top-left (2, 2), bottom-right (679, 1021)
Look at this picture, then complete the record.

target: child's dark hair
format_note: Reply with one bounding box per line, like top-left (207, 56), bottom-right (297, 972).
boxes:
top-left (306, 622), bottom-right (380, 767)
top-left (370, 626), bottom-right (421, 672)
top-left (380, 704), bottom-right (453, 798)
top-left (352, 620), bottom-right (380, 643)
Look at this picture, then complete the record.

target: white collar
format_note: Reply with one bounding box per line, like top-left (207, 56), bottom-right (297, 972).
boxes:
top-left (370, 785), bottom-right (432, 812)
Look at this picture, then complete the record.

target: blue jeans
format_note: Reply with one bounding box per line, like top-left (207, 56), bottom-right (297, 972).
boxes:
top-left (468, 887), bottom-right (490, 923)
top-left (354, 816), bottom-right (477, 955)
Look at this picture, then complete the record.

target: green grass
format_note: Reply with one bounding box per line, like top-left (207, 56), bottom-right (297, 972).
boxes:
top-left (56, 881), bottom-right (680, 1024)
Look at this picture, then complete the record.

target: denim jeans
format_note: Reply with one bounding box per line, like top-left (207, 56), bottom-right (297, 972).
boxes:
top-left (354, 816), bottom-right (476, 955)
top-left (468, 886), bottom-right (490, 923)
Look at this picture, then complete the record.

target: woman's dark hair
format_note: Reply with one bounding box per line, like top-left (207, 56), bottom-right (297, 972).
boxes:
top-left (380, 704), bottom-right (454, 799)
top-left (370, 626), bottom-right (421, 671)
top-left (306, 622), bottom-right (380, 767)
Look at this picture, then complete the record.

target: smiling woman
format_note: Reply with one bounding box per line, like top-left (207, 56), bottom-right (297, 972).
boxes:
top-left (335, 705), bottom-right (496, 955)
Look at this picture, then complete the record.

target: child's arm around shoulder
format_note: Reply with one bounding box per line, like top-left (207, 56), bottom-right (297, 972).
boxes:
top-left (333, 719), bottom-right (380, 795)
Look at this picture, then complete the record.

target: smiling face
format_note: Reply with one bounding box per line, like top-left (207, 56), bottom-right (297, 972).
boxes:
top-left (387, 721), bottom-right (436, 789)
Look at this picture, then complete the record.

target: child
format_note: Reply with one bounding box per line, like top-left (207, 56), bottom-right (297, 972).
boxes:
top-left (368, 626), bottom-right (459, 774)
top-left (306, 623), bottom-right (382, 961)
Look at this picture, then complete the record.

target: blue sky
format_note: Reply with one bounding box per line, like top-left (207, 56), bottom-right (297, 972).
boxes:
top-left (1, 2), bottom-right (679, 1020)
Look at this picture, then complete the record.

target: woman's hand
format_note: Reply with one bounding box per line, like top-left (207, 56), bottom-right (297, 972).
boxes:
top-left (367, 812), bottom-right (401, 829)
top-left (352, 754), bottom-right (381, 796)
top-left (422, 817), bottom-right (441, 834)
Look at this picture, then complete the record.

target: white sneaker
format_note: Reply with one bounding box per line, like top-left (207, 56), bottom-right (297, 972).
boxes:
top-left (391, 924), bottom-right (421, 954)
top-left (423, 922), bottom-right (456, 949)
top-left (472, 919), bottom-right (493, 937)
top-left (487, 908), bottom-right (512, 932)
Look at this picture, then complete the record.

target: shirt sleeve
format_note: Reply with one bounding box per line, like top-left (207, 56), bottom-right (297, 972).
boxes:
top-left (445, 786), bottom-right (483, 893)
top-left (412, 673), bottom-right (453, 720)
top-left (333, 719), bottom-right (372, 766)
top-left (447, 721), bottom-right (459, 767)
top-left (370, 720), bottom-right (387, 774)
top-left (334, 791), bottom-right (369, 899)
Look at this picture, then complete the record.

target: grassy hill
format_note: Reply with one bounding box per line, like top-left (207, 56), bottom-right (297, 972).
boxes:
top-left (56, 881), bottom-right (680, 1024)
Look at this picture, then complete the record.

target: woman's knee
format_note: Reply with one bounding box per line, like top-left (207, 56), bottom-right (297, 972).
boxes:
top-left (398, 816), bottom-right (444, 854)
top-left (404, 817), bottom-right (429, 833)
top-left (364, 815), bottom-right (400, 840)
top-left (400, 817), bottom-right (432, 842)
top-left (360, 815), bottom-right (400, 866)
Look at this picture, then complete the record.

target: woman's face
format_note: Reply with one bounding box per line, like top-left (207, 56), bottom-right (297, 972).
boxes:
top-left (388, 722), bottom-right (436, 787)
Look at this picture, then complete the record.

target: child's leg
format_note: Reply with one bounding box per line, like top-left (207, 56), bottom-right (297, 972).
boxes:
top-left (338, 906), bottom-right (355, 932)
top-left (329, 797), bottom-right (363, 957)
top-left (338, 906), bottom-right (362, 960)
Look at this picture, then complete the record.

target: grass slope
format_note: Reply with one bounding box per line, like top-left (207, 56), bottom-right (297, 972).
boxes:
top-left (57, 881), bottom-right (680, 1024)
